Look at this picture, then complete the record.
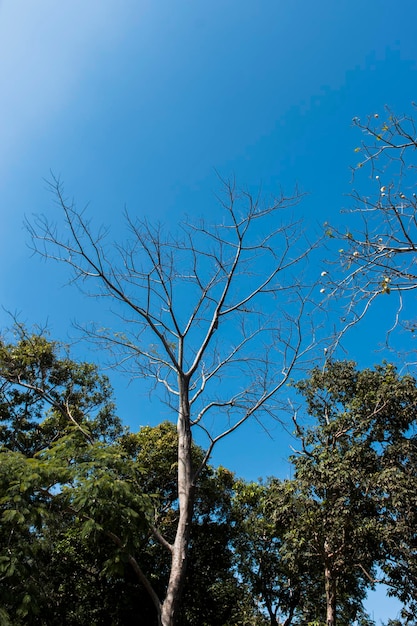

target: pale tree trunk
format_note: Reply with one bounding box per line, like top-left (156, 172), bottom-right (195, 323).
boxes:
top-left (282, 587), bottom-right (300, 626)
top-left (324, 558), bottom-right (337, 626)
top-left (160, 382), bottom-right (194, 626)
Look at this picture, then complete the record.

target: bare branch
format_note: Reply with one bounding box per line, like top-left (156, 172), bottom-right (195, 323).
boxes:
top-left (323, 106), bottom-right (417, 355)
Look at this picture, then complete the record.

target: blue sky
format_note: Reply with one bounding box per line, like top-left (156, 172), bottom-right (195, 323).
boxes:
top-left (2, 0), bottom-right (417, 620)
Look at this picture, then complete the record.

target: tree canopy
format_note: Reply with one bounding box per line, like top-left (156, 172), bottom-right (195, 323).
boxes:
top-left (0, 328), bottom-right (261, 625)
top-left (2, 323), bottom-right (417, 623)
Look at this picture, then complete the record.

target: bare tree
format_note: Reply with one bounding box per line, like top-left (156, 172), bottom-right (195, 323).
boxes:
top-left (28, 177), bottom-right (320, 626)
top-left (322, 105), bottom-right (417, 351)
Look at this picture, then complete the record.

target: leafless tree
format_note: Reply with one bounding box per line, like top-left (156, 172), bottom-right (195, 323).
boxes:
top-left (27, 177), bottom-right (321, 626)
top-left (322, 105), bottom-right (417, 352)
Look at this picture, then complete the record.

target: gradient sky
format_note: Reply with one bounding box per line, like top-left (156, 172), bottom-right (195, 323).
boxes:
top-left (2, 1), bottom-right (417, 620)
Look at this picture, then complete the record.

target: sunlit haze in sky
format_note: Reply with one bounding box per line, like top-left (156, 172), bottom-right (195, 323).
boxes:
top-left (2, 1), bottom-right (417, 620)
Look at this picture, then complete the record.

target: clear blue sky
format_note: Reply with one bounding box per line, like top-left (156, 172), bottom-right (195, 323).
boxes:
top-left (2, 1), bottom-right (416, 620)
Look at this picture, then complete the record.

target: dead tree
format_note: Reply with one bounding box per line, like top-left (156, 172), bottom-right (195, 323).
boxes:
top-left (28, 177), bottom-right (320, 626)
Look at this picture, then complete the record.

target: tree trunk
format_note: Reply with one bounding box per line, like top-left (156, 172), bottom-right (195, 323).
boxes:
top-left (160, 382), bottom-right (194, 626)
top-left (324, 558), bottom-right (337, 626)
top-left (264, 596), bottom-right (280, 626)
top-left (282, 586), bottom-right (300, 626)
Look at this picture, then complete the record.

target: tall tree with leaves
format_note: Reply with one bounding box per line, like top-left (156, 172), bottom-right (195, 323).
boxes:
top-left (232, 479), bottom-right (313, 626)
top-left (279, 360), bottom-right (417, 626)
top-left (27, 178), bottom-right (320, 625)
top-left (0, 326), bottom-right (157, 623)
top-left (233, 474), bottom-right (378, 626)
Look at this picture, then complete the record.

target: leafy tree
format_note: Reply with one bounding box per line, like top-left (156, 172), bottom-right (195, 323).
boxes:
top-left (27, 177), bottom-right (321, 625)
top-left (0, 327), bottom-right (152, 623)
top-left (233, 474), bottom-right (377, 626)
top-left (232, 479), bottom-right (310, 626)
top-left (276, 360), bottom-right (417, 625)
top-left (0, 417), bottom-right (154, 624)
top-left (0, 325), bottom-right (146, 623)
top-left (0, 322), bottom-right (122, 452)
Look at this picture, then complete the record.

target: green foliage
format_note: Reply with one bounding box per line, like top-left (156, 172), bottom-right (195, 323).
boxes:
top-left (0, 328), bottom-right (260, 624)
top-left (232, 478), bottom-right (309, 625)
top-left (233, 360), bottom-right (417, 624)
top-left (287, 360), bottom-right (417, 622)
top-left (122, 421), bottom-right (259, 625)
top-left (0, 327), bottom-right (150, 623)
top-left (2, 327), bottom-right (416, 624)
top-left (0, 429), bottom-right (155, 622)
top-left (0, 325), bottom-right (122, 454)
